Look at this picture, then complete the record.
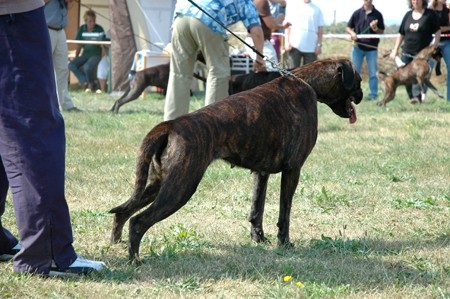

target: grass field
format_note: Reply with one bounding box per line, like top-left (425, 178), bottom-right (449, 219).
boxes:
top-left (1, 40), bottom-right (450, 298)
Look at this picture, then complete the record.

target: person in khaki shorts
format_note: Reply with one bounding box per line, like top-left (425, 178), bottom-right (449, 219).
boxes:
top-left (164, 0), bottom-right (266, 121)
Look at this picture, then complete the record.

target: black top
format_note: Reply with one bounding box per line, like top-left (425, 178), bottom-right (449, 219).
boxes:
top-left (347, 5), bottom-right (385, 51)
top-left (434, 6), bottom-right (450, 41)
top-left (399, 9), bottom-right (440, 55)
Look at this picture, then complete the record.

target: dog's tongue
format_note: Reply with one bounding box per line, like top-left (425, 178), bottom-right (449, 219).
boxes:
top-left (349, 102), bottom-right (357, 124)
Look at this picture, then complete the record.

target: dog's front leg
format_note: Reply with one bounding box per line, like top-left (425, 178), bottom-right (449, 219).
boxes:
top-left (249, 172), bottom-right (270, 244)
top-left (277, 167), bottom-right (301, 248)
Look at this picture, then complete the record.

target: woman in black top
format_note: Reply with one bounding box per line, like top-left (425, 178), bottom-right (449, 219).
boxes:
top-left (430, 0), bottom-right (450, 101)
top-left (390, 0), bottom-right (441, 103)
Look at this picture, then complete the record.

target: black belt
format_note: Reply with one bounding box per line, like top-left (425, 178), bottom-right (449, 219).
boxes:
top-left (48, 25), bottom-right (64, 31)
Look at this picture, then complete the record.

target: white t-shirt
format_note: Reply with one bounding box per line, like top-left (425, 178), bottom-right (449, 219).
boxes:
top-left (285, 0), bottom-right (324, 52)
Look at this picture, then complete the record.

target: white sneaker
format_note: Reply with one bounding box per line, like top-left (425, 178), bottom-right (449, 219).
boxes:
top-left (0, 243), bottom-right (21, 262)
top-left (49, 255), bottom-right (106, 276)
top-left (421, 93), bottom-right (427, 102)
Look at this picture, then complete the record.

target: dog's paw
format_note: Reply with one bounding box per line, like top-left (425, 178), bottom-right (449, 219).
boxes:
top-left (278, 241), bottom-right (295, 250)
top-left (250, 228), bottom-right (271, 244)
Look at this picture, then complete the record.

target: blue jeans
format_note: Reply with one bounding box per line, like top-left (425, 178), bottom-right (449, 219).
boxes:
top-left (439, 39), bottom-right (450, 101)
top-left (68, 55), bottom-right (101, 85)
top-left (351, 46), bottom-right (378, 99)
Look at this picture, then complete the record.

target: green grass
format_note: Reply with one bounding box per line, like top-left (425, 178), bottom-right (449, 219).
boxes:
top-left (1, 43), bottom-right (450, 298)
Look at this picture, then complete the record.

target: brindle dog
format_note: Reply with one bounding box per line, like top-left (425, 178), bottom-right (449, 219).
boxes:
top-left (229, 71), bottom-right (282, 94)
top-left (109, 59), bottom-right (363, 263)
top-left (378, 45), bottom-right (443, 107)
top-left (110, 63), bottom-right (170, 113)
top-left (111, 53), bottom-right (206, 113)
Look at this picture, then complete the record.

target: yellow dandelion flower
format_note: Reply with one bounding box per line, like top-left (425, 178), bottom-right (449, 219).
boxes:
top-left (296, 281), bottom-right (305, 288)
top-left (283, 275), bottom-right (292, 282)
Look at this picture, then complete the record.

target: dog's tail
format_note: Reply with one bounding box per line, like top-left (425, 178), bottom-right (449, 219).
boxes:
top-left (109, 123), bottom-right (170, 214)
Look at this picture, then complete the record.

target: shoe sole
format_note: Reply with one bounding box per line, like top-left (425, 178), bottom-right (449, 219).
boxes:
top-left (0, 254), bottom-right (14, 262)
top-left (48, 267), bottom-right (99, 277)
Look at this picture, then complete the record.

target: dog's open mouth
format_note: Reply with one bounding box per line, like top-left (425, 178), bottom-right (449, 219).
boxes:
top-left (348, 100), bottom-right (357, 124)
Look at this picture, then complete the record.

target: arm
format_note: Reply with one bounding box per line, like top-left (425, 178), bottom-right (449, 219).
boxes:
top-left (389, 34), bottom-right (404, 60)
top-left (345, 26), bottom-right (358, 41)
top-left (248, 26), bottom-right (266, 72)
top-left (75, 44), bottom-right (82, 57)
top-left (284, 25), bottom-right (291, 51)
top-left (315, 26), bottom-right (323, 55)
top-left (434, 29), bottom-right (441, 46)
top-left (370, 19), bottom-right (384, 34)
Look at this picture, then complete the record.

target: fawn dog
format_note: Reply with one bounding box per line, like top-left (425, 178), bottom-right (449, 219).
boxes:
top-left (378, 45), bottom-right (443, 106)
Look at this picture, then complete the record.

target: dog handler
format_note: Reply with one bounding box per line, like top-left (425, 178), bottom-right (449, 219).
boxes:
top-left (346, 0), bottom-right (385, 101)
top-left (164, 0), bottom-right (266, 121)
top-left (389, 0), bottom-right (440, 104)
top-left (0, 0), bottom-right (105, 275)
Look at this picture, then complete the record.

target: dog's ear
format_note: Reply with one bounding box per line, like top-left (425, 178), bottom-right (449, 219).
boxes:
top-left (339, 61), bottom-right (356, 90)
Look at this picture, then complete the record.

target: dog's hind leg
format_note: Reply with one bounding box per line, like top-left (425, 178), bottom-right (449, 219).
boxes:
top-left (110, 182), bottom-right (160, 244)
top-left (127, 166), bottom-right (207, 263)
top-left (377, 78), bottom-right (396, 107)
top-left (111, 86), bottom-right (131, 113)
top-left (425, 79), bottom-right (444, 98)
top-left (249, 172), bottom-right (270, 244)
top-left (111, 75), bottom-right (149, 113)
top-left (277, 167), bottom-right (301, 248)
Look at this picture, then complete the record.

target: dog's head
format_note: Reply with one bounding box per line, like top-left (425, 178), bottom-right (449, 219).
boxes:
top-left (417, 45), bottom-right (442, 61)
top-left (291, 59), bottom-right (363, 123)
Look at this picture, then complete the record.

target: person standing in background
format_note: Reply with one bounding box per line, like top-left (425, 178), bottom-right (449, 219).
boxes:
top-left (269, 0), bottom-right (286, 61)
top-left (283, 0), bottom-right (324, 68)
top-left (68, 9), bottom-right (105, 92)
top-left (164, 0), bottom-right (266, 121)
top-left (346, 0), bottom-right (385, 101)
top-left (390, 0), bottom-right (440, 104)
top-left (44, 0), bottom-right (80, 111)
top-left (430, 0), bottom-right (450, 102)
top-left (0, 0), bottom-right (105, 275)
top-left (245, 0), bottom-right (290, 70)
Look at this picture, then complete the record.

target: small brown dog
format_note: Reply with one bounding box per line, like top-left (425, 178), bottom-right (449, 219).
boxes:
top-left (109, 59), bottom-right (363, 263)
top-left (378, 45), bottom-right (443, 106)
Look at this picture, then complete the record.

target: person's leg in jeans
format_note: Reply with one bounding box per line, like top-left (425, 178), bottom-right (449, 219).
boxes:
top-left (351, 46), bottom-right (364, 75)
top-left (366, 49), bottom-right (379, 100)
top-left (0, 7), bottom-right (77, 275)
top-left (83, 55), bottom-right (101, 88)
top-left (440, 40), bottom-right (450, 101)
top-left (68, 56), bottom-right (89, 85)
